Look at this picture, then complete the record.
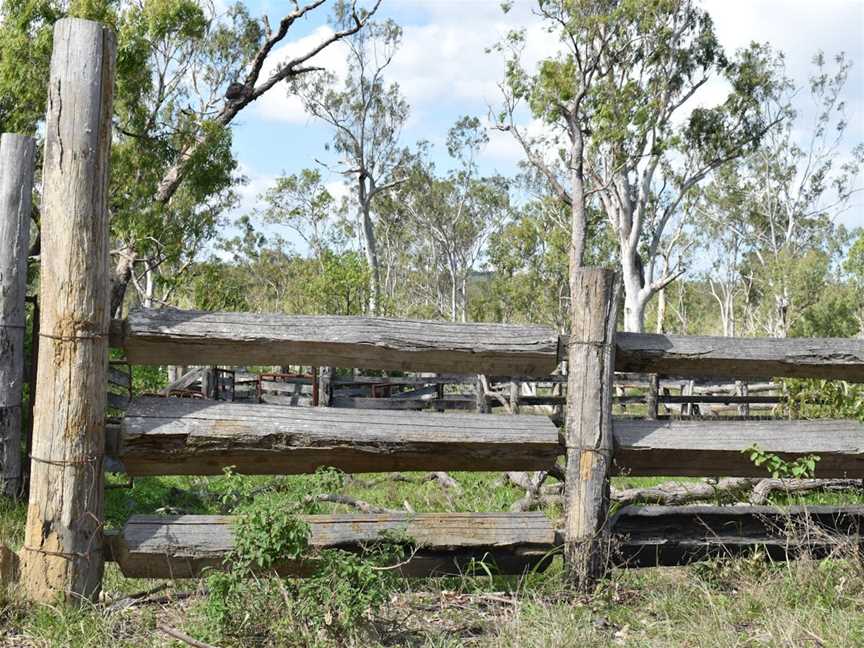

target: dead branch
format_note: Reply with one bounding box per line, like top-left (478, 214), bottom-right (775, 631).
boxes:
top-left (509, 470), bottom-right (550, 512)
top-left (749, 478), bottom-right (864, 505)
top-left (156, 624), bottom-right (220, 648)
top-left (430, 471), bottom-right (462, 491)
top-left (104, 583), bottom-right (167, 613)
top-left (613, 478), bottom-right (759, 506)
top-left (303, 493), bottom-right (398, 514)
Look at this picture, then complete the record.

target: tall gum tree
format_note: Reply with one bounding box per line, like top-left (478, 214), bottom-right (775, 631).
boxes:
top-left (496, 0), bottom-right (780, 331)
top-left (694, 52), bottom-right (864, 338)
top-left (382, 117), bottom-right (510, 322)
top-left (293, 14), bottom-right (412, 316)
top-left (0, 0), bottom-right (382, 315)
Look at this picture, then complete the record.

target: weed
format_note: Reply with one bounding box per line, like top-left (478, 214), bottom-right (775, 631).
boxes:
top-left (743, 444), bottom-right (820, 479)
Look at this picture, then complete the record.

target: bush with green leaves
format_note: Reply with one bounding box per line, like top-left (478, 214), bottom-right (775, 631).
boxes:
top-left (200, 467), bottom-right (404, 645)
top-left (743, 444), bottom-right (820, 479)
top-left (783, 378), bottom-right (864, 422)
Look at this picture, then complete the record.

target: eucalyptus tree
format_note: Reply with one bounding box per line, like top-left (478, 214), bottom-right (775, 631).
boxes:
top-left (293, 13), bottom-right (412, 315)
top-left (0, 0), bottom-right (382, 314)
top-left (385, 117), bottom-right (510, 321)
top-left (259, 168), bottom-right (348, 266)
top-left (496, 0), bottom-right (780, 331)
top-left (844, 231), bottom-right (864, 337)
top-left (696, 52), bottom-right (863, 338)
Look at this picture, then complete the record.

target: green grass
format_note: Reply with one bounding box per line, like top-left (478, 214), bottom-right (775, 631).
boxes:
top-left (3, 468), bottom-right (864, 647)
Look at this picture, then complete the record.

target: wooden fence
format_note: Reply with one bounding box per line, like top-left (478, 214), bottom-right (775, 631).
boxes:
top-left (5, 18), bottom-right (864, 603)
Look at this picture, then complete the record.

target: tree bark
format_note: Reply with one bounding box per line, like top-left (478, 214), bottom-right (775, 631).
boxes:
top-left (21, 18), bottom-right (115, 604)
top-left (563, 268), bottom-right (620, 591)
top-left (360, 197), bottom-right (381, 316)
top-left (0, 133), bottom-right (35, 497)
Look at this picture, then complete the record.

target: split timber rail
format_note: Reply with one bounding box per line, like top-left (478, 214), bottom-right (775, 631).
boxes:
top-left (5, 18), bottom-right (864, 603)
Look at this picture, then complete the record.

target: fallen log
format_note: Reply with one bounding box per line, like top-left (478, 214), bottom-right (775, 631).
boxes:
top-left (749, 478), bottom-right (864, 505)
top-left (613, 478), bottom-right (758, 506)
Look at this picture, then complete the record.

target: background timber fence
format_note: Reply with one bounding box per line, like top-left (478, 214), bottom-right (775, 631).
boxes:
top-left (2, 17), bottom-right (863, 602)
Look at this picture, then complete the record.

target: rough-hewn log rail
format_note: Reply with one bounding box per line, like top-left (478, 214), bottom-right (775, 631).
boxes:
top-left (104, 506), bottom-right (864, 578)
top-left (613, 419), bottom-right (864, 478)
top-left (109, 398), bottom-right (864, 478)
top-left (613, 505), bottom-right (864, 567)
top-left (115, 397), bottom-right (561, 476)
top-left (608, 333), bottom-right (864, 381)
top-left (105, 512), bottom-right (557, 578)
top-left (109, 309), bottom-right (560, 375)
top-left (110, 309), bottom-right (864, 380)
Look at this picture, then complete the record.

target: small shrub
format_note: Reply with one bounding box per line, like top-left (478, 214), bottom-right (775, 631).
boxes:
top-left (742, 444), bottom-right (820, 479)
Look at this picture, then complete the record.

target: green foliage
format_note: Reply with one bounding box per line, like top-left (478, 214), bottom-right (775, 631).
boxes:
top-left (232, 507), bottom-right (310, 571)
top-left (200, 467), bottom-right (403, 645)
top-left (295, 547), bottom-right (399, 638)
top-left (743, 444), bottom-right (820, 479)
top-left (783, 379), bottom-right (864, 422)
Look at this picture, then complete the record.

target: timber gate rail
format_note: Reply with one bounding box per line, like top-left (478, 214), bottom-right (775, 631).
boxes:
top-left (4, 18), bottom-right (864, 602)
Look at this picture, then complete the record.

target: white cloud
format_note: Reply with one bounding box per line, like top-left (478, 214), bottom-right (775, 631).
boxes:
top-left (230, 162), bottom-right (278, 218)
top-left (253, 25), bottom-right (348, 124)
top-left (250, 5), bottom-right (553, 127)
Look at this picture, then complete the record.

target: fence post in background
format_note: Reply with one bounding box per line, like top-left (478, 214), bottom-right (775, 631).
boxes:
top-left (23, 298), bottom-right (39, 493)
top-left (318, 366), bottom-right (334, 407)
top-left (201, 366), bottom-right (216, 399)
top-left (21, 17), bottom-right (115, 603)
top-left (646, 374), bottom-right (659, 420)
top-left (563, 268), bottom-right (620, 591)
top-left (737, 380), bottom-right (749, 417)
top-left (509, 380), bottom-right (521, 415)
top-left (0, 134), bottom-right (35, 498)
top-left (475, 375), bottom-right (489, 413)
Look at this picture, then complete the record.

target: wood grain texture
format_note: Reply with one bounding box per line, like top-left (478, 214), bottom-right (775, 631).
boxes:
top-left (105, 506), bottom-right (864, 577)
top-left (612, 419), bottom-right (864, 478)
top-left (563, 269), bottom-right (620, 589)
top-left (112, 308), bottom-right (560, 375)
top-left (117, 397), bottom-right (561, 476)
top-left (106, 512), bottom-right (556, 578)
top-left (612, 333), bottom-right (864, 380)
top-left (114, 312), bottom-right (863, 380)
top-left (0, 133), bottom-right (35, 496)
top-left (21, 18), bottom-right (115, 604)
top-left (612, 505), bottom-right (864, 567)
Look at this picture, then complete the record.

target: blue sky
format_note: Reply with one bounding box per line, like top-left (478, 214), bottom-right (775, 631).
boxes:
top-left (224, 0), bottom-right (864, 238)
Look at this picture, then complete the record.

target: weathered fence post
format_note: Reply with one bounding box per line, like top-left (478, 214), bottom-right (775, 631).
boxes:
top-left (475, 375), bottom-right (489, 413)
top-left (646, 374), bottom-right (659, 420)
top-left (0, 133), bottom-right (35, 497)
top-left (563, 268), bottom-right (620, 591)
top-left (21, 17), bottom-right (115, 603)
top-left (318, 366), bottom-right (334, 407)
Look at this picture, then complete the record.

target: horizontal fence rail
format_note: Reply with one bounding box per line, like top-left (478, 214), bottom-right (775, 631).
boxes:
top-left (609, 333), bottom-right (864, 380)
top-left (103, 506), bottom-right (864, 578)
top-left (109, 309), bottom-right (559, 376)
top-left (110, 309), bottom-right (864, 381)
top-left (613, 419), bottom-right (864, 478)
top-left (613, 505), bottom-right (864, 567)
top-left (105, 398), bottom-right (864, 479)
top-left (111, 397), bottom-right (561, 476)
top-left (106, 512), bottom-right (556, 579)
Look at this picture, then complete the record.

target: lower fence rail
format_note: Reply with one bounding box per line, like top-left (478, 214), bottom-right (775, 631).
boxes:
top-left (103, 506), bottom-right (864, 579)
